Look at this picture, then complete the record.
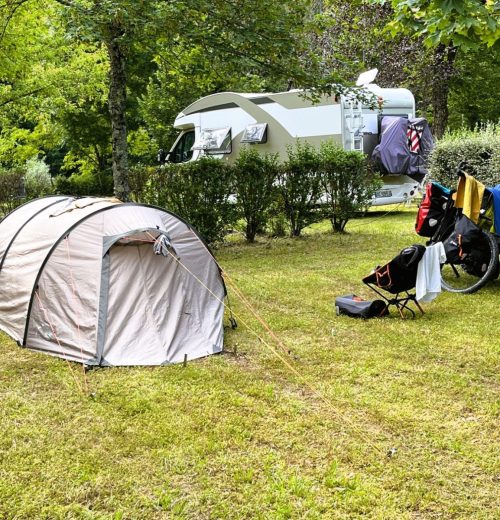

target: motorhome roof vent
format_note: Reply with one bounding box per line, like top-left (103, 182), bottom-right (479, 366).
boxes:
top-left (241, 123), bottom-right (268, 144)
top-left (356, 68), bottom-right (378, 86)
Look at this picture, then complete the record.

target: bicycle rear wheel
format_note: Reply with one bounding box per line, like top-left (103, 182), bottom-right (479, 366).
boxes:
top-left (441, 230), bottom-right (499, 294)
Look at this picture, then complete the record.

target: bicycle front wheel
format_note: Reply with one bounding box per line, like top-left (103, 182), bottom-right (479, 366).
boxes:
top-left (441, 230), bottom-right (499, 294)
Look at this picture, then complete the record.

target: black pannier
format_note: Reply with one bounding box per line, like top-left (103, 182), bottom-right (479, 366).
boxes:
top-left (443, 214), bottom-right (492, 276)
top-left (415, 182), bottom-right (451, 237)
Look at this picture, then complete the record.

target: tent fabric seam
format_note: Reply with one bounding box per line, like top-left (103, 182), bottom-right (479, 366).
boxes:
top-left (0, 194), bottom-right (68, 226)
top-left (95, 249), bottom-right (111, 366)
top-left (0, 197), bottom-right (71, 274)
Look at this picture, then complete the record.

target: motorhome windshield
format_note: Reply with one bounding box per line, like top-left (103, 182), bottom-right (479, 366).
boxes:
top-left (170, 131), bottom-right (195, 163)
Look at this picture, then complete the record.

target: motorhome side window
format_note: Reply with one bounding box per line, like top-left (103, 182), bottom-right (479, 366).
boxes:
top-left (171, 131), bottom-right (195, 163)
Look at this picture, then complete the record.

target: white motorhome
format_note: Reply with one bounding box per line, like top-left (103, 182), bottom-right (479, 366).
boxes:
top-left (166, 71), bottom-right (423, 206)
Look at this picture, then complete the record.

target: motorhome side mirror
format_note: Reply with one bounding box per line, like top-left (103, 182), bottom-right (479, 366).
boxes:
top-left (157, 149), bottom-right (167, 165)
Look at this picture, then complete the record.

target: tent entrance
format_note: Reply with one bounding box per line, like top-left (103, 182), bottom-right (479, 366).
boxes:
top-left (96, 230), bottom-right (189, 366)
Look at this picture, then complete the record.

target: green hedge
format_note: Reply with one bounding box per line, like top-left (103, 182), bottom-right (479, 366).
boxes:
top-left (428, 124), bottom-right (500, 188)
top-left (319, 142), bottom-right (381, 233)
top-left (53, 171), bottom-right (113, 197)
top-left (143, 157), bottom-right (236, 245)
top-left (1, 142), bottom-right (387, 242)
top-left (233, 148), bottom-right (280, 242)
top-left (128, 163), bottom-right (156, 202)
top-left (278, 142), bottom-right (324, 237)
top-left (140, 141), bottom-right (381, 243)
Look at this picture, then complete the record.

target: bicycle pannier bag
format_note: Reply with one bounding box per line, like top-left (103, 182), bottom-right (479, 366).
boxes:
top-left (415, 182), bottom-right (450, 237)
top-left (443, 213), bottom-right (489, 271)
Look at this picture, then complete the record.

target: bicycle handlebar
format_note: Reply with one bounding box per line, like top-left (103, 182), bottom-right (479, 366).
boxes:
top-left (456, 160), bottom-right (468, 178)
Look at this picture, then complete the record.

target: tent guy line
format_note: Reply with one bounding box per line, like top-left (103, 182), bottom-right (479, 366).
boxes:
top-left (159, 243), bottom-right (386, 456)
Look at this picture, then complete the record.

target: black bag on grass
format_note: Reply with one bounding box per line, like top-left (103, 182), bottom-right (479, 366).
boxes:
top-left (335, 294), bottom-right (389, 319)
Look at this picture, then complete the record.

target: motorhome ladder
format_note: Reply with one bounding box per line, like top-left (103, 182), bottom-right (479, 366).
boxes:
top-left (344, 99), bottom-right (364, 152)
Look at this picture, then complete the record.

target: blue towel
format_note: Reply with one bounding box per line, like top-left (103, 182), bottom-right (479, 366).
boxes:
top-left (489, 185), bottom-right (500, 233)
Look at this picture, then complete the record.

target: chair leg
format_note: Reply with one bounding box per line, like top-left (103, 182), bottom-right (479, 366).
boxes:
top-left (364, 283), bottom-right (424, 319)
top-left (397, 300), bottom-right (415, 319)
top-left (394, 293), bottom-right (422, 319)
top-left (405, 293), bottom-right (425, 316)
top-left (414, 299), bottom-right (425, 315)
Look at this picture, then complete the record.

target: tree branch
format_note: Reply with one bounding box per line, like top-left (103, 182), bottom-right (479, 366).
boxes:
top-left (0, 86), bottom-right (46, 108)
top-left (0, 0), bottom-right (30, 44)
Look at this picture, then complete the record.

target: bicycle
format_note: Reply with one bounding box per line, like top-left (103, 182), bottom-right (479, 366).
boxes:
top-left (426, 163), bottom-right (499, 294)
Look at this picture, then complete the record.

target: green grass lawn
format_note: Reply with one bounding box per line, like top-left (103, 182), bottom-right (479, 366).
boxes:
top-left (1, 207), bottom-right (499, 519)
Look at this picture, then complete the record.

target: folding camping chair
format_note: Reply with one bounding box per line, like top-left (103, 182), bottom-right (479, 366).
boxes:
top-left (362, 244), bottom-right (426, 318)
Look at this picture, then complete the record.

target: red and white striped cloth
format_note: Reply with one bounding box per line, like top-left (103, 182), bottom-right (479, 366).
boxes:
top-left (407, 124), bottom-right (422, 153)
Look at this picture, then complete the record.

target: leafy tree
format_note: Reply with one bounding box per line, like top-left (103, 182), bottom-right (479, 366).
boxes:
top-left (311, 1), bottom-right (421, 85)
top-left (0, 1), bottom-right (110, 177)
top-left (0, 1), bottom-right (62, 165)
top-left (233, 148), bottom-right (280, 242)
top-left (139, 41), bottom-right (276, 152)
top-left (43, 0), bottom-right (163, 199)
top-left (314, 1), bottom-right (454, 137)
top-left (0, 1), bottom-right (57, 111)
top-left (383, 0), bottom-right (499, 49)
top-left (372, 0), bottom-right (500, 137)
top-left (2, 0), bottom-right (389, 204)
top-left (447, 46), bottom-right (500, 129)
top-left (36, 0), bottom-right (328, 200)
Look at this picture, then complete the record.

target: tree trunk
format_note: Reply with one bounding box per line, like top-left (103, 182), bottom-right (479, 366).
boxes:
top-left (431, 44), bottom-right (457, 139)
top-left (331, 216), bottom-right (347, 233)
top-left (246, 221), bottom-right (257, 242)
top-left (106, 33), bottom-right (130, 201)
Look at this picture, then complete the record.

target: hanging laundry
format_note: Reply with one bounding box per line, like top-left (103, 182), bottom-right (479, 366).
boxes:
top-left (416, 242), bottom-right (447, 303)
top-left (454, 173), bottom-right (485, 224)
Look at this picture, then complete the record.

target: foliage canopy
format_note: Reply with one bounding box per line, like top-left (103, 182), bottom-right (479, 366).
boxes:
top-left (379, 0), bottom-right (500, 49)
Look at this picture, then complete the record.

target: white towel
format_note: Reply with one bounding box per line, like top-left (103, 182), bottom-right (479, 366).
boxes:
top-left (416, 242), bottom-right (446, 303)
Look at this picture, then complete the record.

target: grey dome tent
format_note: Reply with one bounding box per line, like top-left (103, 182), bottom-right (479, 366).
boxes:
top-left (0, 196), bottom-right (225, 366)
